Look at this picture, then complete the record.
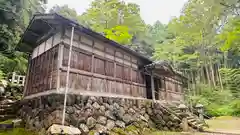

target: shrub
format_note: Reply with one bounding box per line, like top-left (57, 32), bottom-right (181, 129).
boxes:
top-left (187, 84), bottom-right (240, 117)
top-left (229, 100), bottom-right (240, 116)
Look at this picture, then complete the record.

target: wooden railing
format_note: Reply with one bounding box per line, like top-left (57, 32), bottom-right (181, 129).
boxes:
top-left (10, 72), bottom-right (25, 86)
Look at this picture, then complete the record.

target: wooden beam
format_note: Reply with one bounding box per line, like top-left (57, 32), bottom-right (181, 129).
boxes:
top-left (60, 67), bottom-right (145, 87)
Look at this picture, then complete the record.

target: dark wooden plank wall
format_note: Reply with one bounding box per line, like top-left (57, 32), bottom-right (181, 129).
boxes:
top-left (24, 45), bottom-right (59, 96)
top-left (59, 31), bottom-right (146, 98)
top-left (154, 76), bottom-right (184, 101)
top-left (60, 46), bottom-right (146, 97)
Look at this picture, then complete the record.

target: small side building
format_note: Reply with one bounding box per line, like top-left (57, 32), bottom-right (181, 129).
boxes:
top-left (18, 13), bottom-right (186, 102)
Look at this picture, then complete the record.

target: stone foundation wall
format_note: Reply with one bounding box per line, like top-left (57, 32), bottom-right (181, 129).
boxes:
top-left (19, 94), bottom-right (182, 134)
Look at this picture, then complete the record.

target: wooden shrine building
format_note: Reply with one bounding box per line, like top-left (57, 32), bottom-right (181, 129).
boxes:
top-left (18, 13), bottom-right (186, 102)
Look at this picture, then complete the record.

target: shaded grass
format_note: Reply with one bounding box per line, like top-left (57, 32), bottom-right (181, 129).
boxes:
top-left (0, 120), bottom-right (37, 135)
top-left (0, 119), bottom-right (13, 124)
top-left (0, 128), bottom-right (38, 135)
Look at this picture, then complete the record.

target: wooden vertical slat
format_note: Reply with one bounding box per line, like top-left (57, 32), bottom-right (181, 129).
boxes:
top-left (90, 39), bottom-right (94, 92)
top-left (113, 50), bottom-right (116, 94)
top-left (103, 46), bottom-right (107, 93)
top-left (130, 56), bottom-right (132, 97)
top-left (57, 44), bottom-right (64, 92)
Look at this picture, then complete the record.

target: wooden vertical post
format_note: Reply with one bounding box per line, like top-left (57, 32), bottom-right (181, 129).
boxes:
top-left (62, 26), bottom-right (75, 125)
top-left (130, 57), bottom-right (132, 97)
top-left (12, 72), bottom-right (16, 84)
top-left (151, 71), bottom-right (155, 101)
top-left (114, 51), bottom-right (116, 78)
top-left (23, 54), bottom-right (31, 97)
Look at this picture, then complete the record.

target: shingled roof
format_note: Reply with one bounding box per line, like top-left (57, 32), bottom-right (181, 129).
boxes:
top-left (17, 13), bottom-right (151, 63)
top-left (144, 60), bottom-right (187, 79)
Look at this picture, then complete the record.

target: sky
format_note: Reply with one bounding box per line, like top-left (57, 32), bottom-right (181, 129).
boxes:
top-left (47, 0), bottom-right (188, 25)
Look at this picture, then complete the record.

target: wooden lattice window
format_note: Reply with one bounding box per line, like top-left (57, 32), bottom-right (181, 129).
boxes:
top-left (123, 66), bottom-right (131, 80)
top-left (52, 47), bottom-right (58, 71)
top-left (83, 54), bottom-right (91, 72)
top-left (62, 47), bottom-right (69, 67)
top-left (105, 61), bottom-right (114, 77)
top-left (116, 64), bottom-right (123, 79)
top-left (70, 50), bottom-right (78, 69)
top-left (132, 69), bottom-right (137, 83)
top-left (94, 57), bottom-right (105, 75)
top-left (138, 72), bottom-right (144, 84)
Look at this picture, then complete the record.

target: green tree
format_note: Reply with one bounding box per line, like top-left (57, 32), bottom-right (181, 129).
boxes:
top-left (78, 0), bottom-right (145, 37)
top-left (49, 5), bottom-right (78, 21)
top-left (104, 25), bottom-right (132, 45)
top-left (0, 0), bottom-right (47, 76)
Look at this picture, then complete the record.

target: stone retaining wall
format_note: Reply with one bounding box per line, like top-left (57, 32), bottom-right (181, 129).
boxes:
top-left (19, 94), bottom-right (182, 134)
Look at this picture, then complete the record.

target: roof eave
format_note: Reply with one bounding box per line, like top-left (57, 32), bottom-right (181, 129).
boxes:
top-left (18, 13), bottom-right (152, 63)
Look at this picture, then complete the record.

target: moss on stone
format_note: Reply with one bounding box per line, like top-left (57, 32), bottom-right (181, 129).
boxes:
top-left (0, 128), bottom-right (38, 135)
top-left (88, 130), bottom-right (98, 135)
top-left (144, 100), bottom-right (152, 107)
top-left (112, 127), bottom-right (127, 135)
top-left (125, 125), bottom-right (140, 134)
top-left (125, 125), bottom-right (138, 132)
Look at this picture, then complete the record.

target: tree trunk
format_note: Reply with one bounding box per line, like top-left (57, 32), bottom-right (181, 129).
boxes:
top-left (201, 66), bottom-right (205, 85)
top-left (205, 64), bottom-right (211, 87)
top-left (210, 62), bottom-right (216, 88)
top-left (190, 70), bottom-right (196, 96)
top-left (187, 70), bottom-right (193, 112)
top-left (224, 51), bottom-right (228, 68)
top-left (196, 68), bottom-right (201, 95)
top-left (217, 63), bottom-right (224, 91)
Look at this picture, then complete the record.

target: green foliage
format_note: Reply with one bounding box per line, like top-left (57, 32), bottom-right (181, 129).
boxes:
top-left (0, 128), bottom-right (38, 135)
top-left (218, 18), bottom-right (240, 52)
top-left (49, 5), bottom-right (78, 21)
top-left (187, 84), bottom-right (240, 117)
top-left (50, 0), bottom-right (155, 57)
top-left (0, 70), bottom-right (4, 79)
top-left (219, 68), bottom-right (240, 97)
top-left (0, 0), bottom-right (45, 76)
top-left (104, 25), bottom-right (132, 44)
top-left (229, 100), bottom-right (240, 116)
top-left (78, 0), bottom-right (145, 34)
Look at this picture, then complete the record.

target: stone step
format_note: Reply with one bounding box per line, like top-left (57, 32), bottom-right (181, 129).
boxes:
top-left (0, 108), bottom-right (16, 115)
top-left (196, 123), bottom-right (204, 127)
top-left (0, 100), bottom-right (17, 105)
top-left (174, 110), bottom-right (181, 113)
top-left (187, 116), bottom-right (195, 120)
top-left (191, 121), bottom-right (203, 126)
top-left (174, 113), bottom-right (182, 116)
top-left (0, 104), bottom-right (13, 109)
top-left (188, 118), bottom-right (196, 123)
top-left (169, 106), bottom-right (178, 110)
top-left (0, 115), bottom-right (16, 122)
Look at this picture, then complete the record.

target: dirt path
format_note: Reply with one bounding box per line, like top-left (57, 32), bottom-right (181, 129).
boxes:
top-left (204, 116), bottom-right (240, 135)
